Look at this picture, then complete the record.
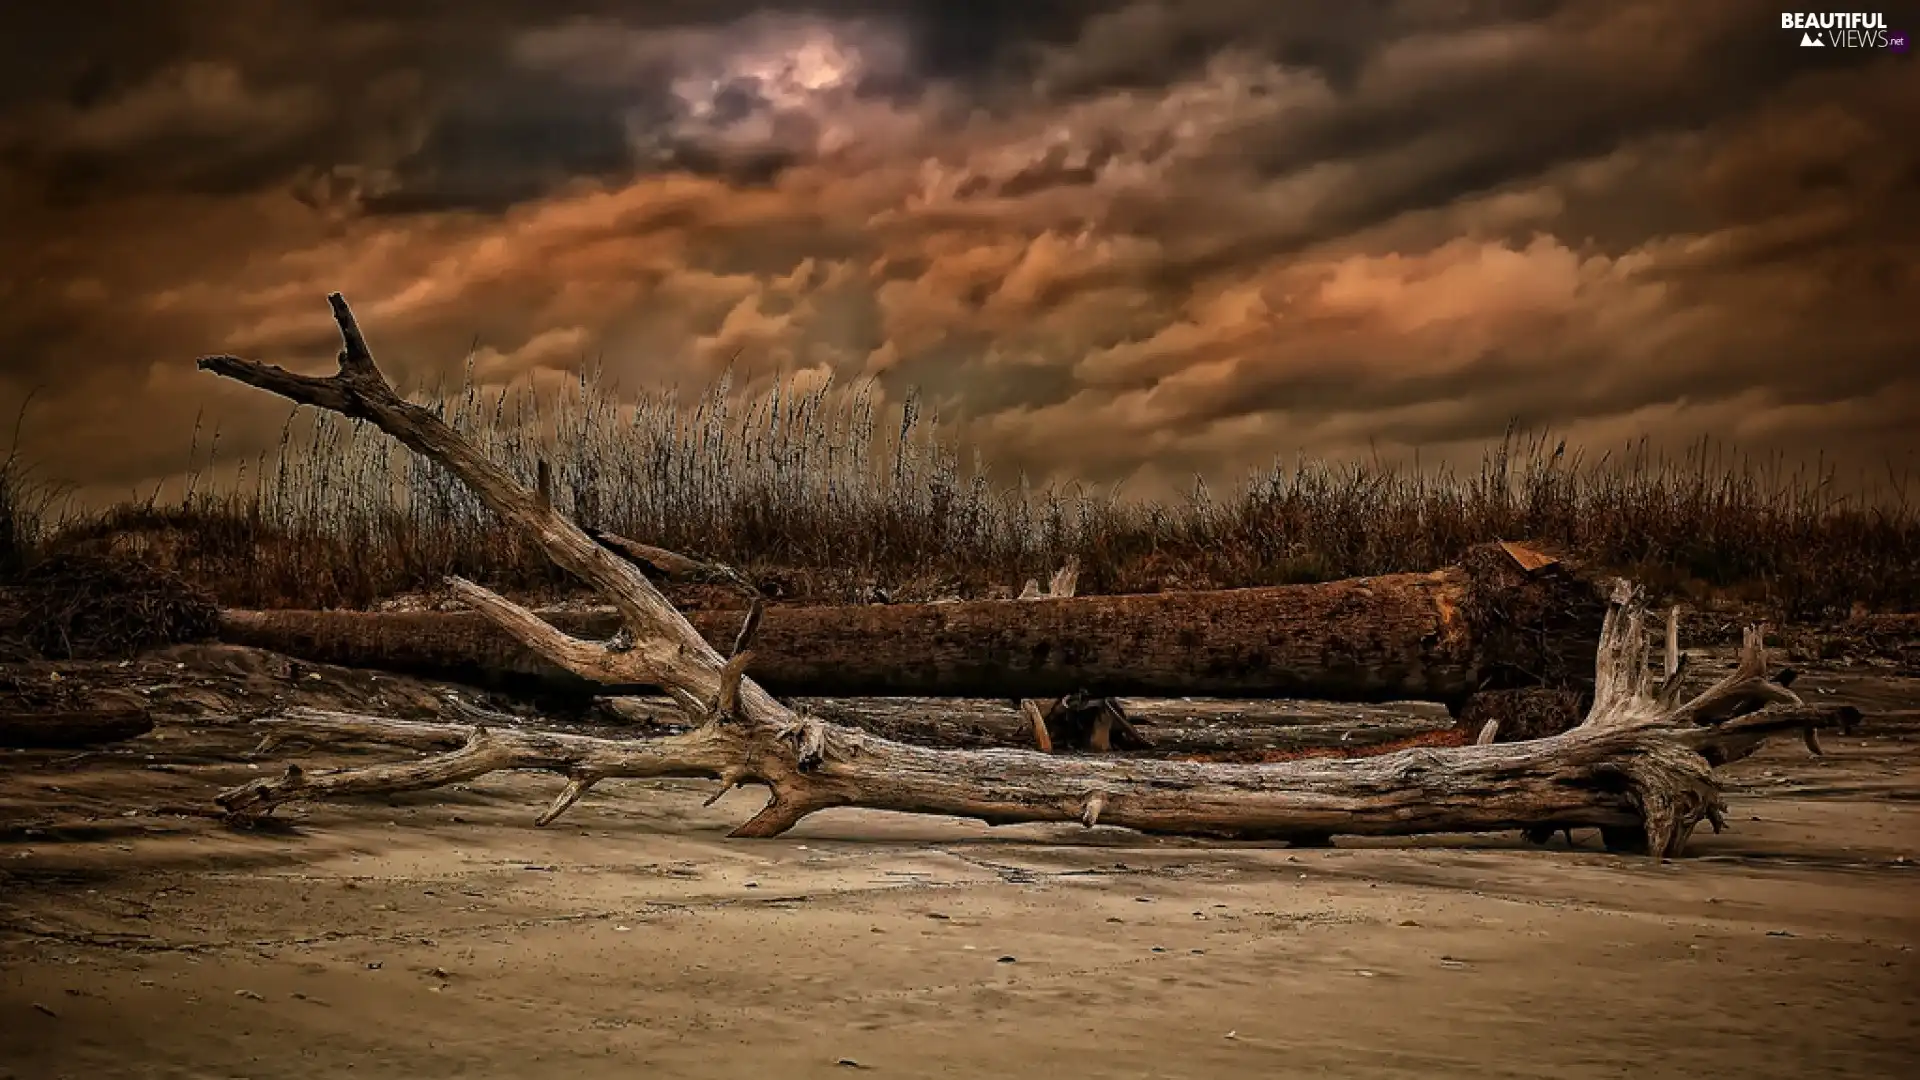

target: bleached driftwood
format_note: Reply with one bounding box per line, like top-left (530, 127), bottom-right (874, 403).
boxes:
top-left (200, 294), bottom-right (1849, 856)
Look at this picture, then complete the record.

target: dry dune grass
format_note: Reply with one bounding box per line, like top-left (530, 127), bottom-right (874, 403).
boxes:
top-left (14, 367), bottom-right (1919, 617)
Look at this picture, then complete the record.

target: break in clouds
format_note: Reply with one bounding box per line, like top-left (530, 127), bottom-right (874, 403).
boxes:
top-left (0, 0), bottom-right (1914, 503)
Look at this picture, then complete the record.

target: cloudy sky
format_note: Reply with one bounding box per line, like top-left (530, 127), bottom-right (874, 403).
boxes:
top-left (2, 0), bottom-right (1915, 504)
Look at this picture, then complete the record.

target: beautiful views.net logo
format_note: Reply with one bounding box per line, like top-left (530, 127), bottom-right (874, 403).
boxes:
top-left (1781, 12), bottom-right (1909, 50)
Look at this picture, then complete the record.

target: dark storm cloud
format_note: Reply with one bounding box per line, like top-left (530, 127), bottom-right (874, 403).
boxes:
top-left (1034, 3), bottom-right (1892, 284)
top-left (358, 79), bottom-right (638, 214)
top-left (0, 0), bottom-right (1915, 503)
top-left (1027, 0), bottom-right (1592, 98)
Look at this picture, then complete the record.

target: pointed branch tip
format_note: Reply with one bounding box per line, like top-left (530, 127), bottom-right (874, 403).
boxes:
top-left (731, 598), bottom-right (765, 659)
top-left (703, 766), bottom-right (749, 807)
top-left (535, 776), bottom-right (598, 826)
top-left (715, 650), bottom-right (753, 718)
top-left (1019, 699), bottom-right (1053, 753)
top-left (326, 293), bottom-right (377, 376)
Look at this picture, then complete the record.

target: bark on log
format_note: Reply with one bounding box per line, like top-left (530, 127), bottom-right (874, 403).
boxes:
top-left (0, 708), bottom-right (154, 749)
top-left (217, 540), bottom-right (1606, 708)
top-left (411, 690), bottom-right (1455, 757)
top-left (195, 294), bottom-right (1841, 857)
top-left (255, 701), bottom-right (1470, 762)
top-left (578, 695), bottom-right (1458, 754)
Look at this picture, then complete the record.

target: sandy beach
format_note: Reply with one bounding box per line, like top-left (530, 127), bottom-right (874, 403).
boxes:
top-left (3, 654), bottom-right (1915, 1079)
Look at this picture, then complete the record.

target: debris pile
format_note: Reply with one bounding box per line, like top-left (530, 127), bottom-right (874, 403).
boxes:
top-left (0, 552), bottom-right (219, 660)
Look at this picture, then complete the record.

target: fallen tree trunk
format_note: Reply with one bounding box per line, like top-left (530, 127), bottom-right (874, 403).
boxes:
top-left (197, 294), bottom-right (1841, 857)
top-left (221, 667), bottom-right (1854, 850)
top-left (217, 540), bottom-right (1606, 708)
top-left (0, 708), bottom-right (154, 749)
top-left (254, 701), bottom-right (1474, 765)
top-left (467, 694), bottom-right (1461, 754)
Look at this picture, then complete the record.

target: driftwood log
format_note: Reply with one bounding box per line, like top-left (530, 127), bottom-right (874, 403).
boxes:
top-left (252, 700), bottom-right (1475, 769)
top-left (217, 539), bottom-right (1606, 710)
top-left (200, 294), bottom-right (1848, 856)
top-left (510, 694), bottom-right (1462, 756)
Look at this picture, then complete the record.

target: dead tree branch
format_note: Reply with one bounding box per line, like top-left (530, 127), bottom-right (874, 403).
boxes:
top-left (201, 295), bottom-right (1843, 855)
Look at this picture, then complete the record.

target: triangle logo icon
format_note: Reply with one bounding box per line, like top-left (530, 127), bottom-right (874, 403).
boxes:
top-left (1801, 31), bottom-right (1824, 46)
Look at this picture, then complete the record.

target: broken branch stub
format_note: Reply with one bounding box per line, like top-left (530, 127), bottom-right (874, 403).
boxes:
top-left (589, 528), bottom-right (759, 597)
top-left (203, 295), bottom-right (1839, 855)
top-left (1008, 558), bottom-right (1144, 753)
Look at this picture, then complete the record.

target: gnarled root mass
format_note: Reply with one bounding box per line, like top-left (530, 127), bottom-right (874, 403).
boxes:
top-left (203, 295), bottom-right (1859, 857)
